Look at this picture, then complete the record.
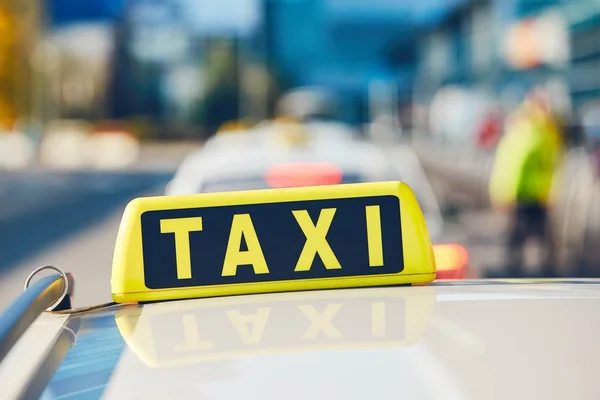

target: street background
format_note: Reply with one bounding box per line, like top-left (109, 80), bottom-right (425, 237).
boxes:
top-left (1, 0), bottom-right (600, 308)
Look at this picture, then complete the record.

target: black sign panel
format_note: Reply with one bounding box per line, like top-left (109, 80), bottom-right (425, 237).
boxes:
top-left (141, 195), bottom-right (403, 289)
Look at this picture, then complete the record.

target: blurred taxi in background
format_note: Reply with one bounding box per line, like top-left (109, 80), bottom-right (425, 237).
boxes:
top-left (166, 88), bottom-right (470, 280)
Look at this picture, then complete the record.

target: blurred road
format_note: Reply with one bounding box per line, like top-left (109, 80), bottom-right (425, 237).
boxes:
top-left (0, 143), bottom-right (198, 309)
top-left (0, 142), bottom-right (510, 309)
top-left (0, 183), bottom-right (165, 309)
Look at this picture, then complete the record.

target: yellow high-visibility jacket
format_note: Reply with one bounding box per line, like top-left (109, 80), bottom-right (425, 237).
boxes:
top-left (489, 104), bottom-right (563, 208)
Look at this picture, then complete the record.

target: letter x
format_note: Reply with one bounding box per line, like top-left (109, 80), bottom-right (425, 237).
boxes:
top-left (292, 208), bottom-right (341, 271)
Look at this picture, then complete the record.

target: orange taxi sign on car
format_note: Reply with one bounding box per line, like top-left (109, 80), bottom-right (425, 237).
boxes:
top-left (111, 182), bottom-right (436, 303)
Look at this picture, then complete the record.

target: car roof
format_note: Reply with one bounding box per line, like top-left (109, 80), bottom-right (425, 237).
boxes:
top-left (43, 280), bottom-right (600, 399)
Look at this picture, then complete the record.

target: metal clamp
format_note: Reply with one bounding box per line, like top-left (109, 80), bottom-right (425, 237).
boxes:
top-left (0, 266), bottom-right (69, 363)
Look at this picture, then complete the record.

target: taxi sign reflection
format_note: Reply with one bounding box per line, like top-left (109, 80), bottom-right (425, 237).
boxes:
top-left (115, 288), bottom-right (437, 367)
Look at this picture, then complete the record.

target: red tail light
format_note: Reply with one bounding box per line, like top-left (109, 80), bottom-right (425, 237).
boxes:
top-left (265, 162), bottom-right (343, 188)
top-left (433, 244), bottom-right (469, 280)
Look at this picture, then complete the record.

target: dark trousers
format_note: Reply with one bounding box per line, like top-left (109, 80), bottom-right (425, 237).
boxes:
top-left (506, 203), bottom-right (556, 275)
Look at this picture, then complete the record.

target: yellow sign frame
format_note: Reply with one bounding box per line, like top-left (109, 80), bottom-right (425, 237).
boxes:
top-left (111, 181), bottom-right (436, 303)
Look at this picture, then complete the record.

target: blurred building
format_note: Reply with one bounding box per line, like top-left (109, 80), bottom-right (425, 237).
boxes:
top-left (413, 0), bottom-right (600, 138)
top-left (565, 0), bottom-right (600, 108)
top-left (254, 0), bottom-right (463, 125)
top-left (47, 0), bottom-right (596, 139)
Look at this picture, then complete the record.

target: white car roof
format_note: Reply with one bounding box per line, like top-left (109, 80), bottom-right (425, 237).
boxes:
top-left (41, 281), bottom-right (600, 400)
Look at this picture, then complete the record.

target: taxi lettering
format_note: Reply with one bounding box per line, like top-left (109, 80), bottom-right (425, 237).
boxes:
top-left (293, 209), bottom-right (341, 271)
top-left (222, 214), bottom-right (269, 277)
top-left (139, 193), bottom-right (405, 290)
top-left (159, 205), bottom-right (384, 280)
top-left (160, 217), bottom-right (203, 280)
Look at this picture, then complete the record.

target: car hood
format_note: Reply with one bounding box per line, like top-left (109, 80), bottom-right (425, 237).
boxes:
top-left (44, 280), bottom-right (600, 399)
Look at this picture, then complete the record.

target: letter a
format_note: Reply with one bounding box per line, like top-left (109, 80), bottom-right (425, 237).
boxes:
top-left (222, 214), bottom-right (269, 276)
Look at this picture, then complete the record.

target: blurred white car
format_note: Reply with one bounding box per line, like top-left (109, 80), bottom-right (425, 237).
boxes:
top-left (167, 120), bottom-right (444, 241)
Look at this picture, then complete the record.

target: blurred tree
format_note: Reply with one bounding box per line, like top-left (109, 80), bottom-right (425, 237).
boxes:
top-left (0, 0), bottom-right (40, 129)
top-left (0, 4), bottom-right (18, 128)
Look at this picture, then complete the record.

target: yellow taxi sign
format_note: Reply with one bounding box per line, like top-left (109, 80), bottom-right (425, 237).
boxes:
top-left (115, 288), bottom-right (437, 367)
top-left (111, 182), bottom-right (436, 303)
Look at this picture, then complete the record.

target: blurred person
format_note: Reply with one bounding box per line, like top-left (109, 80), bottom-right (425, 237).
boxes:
top-left (489, 88), bottom-right (565, 277)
